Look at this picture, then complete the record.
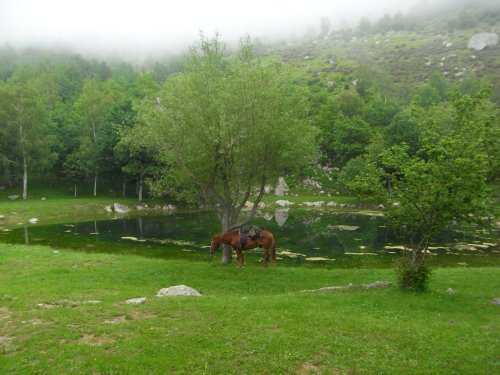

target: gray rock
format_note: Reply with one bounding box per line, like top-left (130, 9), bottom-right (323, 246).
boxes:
top-left (113, 203), bottom-right (130, 213)
top-left (468, 32), bottom-right (498, 50)
top-left (274, 177), bottom-right (289, 196)
top-left (125, 297), bottom-right (146, 304)
top-left (327, 201), bottom-right (338, 207)
top-left (491, 298), bottom-right (500, 305)
top-left (447, 288), bottom-right (456, 295)
top-left (7, 195), bottom-right (19, 200)
top-left (104, 205), bottom-right (113, 212)
top-left (275, 200), bottom-right (291, 207)
top-left (156, 285), bottom-right (202, 297)
top-left (28, 218), bottom-right (39, 224)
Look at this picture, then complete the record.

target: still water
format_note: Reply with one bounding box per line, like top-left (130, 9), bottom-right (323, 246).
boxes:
top-left (1, 209), bottom-right (498, 267)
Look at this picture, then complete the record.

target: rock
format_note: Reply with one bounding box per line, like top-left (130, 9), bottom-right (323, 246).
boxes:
top-left (491, 298), bottom-right (500, 305)
top-left (156, 285), bottom-right (201, 297)
top-left (0, 215), bottom-right (5, 220)
top-left (275, 200), bottom-right (291, 207)
top-left (264, 184), bottom-right (274, 193)
top-left (28, 218), bottom-right (39, 224)
top-left (125, 297), bottom-right (146, 304)
top-left (41, 197), bottom-right (46, 201)
top-left (136, 205), bottom-right (146, 211)
top-left (447, 288), bottom-right (456, 295)
top-left (104, 205), bottom-right (113, 212)
top-left (362, 281), bottom-right (392, 289)
top-left (468, 32), bottom-right (498, 50)
top-left (7, 195), bottom-right (19, 200)
top-left (312, 201), bottom-right (324, 207)
top-left (113, 203), bottom-right (130, 213)
top-left (303, 177), bottom-right (322, 190)
top-left (327, 201), bottom-right (338, 207)
top-left (162, 204), bottom-right (177, 211)
top-left (274, 177), bottom-right (289, 196)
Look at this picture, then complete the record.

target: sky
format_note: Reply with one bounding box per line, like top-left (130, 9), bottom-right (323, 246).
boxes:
top-left (0, 0), bottom-right (421, 59)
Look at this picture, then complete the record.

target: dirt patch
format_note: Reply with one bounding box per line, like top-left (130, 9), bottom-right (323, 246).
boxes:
top-left (295, 362), bottom-right (345, 374)
top-left (0, 335), bottom-right (16, 353)
top-left (130, 311), bottom-right (157, 320)
top-left (79, 334), bottom-right (115, 346)
top-left (0, 306), bottom-right (11, 321)
top-left (105, 315), bottom-right (127, 324)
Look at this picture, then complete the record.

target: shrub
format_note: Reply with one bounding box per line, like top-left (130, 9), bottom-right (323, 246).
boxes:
top-left (394, 256), bottom-right (432, 292)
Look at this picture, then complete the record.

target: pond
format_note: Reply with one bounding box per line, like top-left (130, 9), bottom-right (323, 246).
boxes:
top-left (1, 209), bottom-right (498, 267)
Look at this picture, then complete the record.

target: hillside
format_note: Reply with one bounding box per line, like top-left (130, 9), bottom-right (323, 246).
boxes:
top-left (263, 1), bottom-right (500, 103)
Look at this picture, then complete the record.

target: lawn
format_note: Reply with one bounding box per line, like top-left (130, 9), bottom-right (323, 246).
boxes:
top-left (0, 243), bottom-right (498, 374)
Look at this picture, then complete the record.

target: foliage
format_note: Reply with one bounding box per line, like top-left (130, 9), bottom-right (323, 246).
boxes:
top-left (394, 256), bottom-right (432, 292)
top-left (375, 88), bottom-right (497, 289)
top-left (138, 36), bottom-right (318, 231)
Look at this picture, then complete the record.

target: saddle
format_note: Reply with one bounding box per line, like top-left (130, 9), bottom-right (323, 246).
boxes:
top-left (239, 225), bottom-right (262, 249)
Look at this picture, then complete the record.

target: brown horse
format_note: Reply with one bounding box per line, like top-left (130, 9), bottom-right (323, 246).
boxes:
top-left (210, 229), bottom-right (276, 267)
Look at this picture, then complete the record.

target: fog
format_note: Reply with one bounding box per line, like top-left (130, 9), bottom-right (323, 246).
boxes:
top-left (1, 0), bottom-right (422, 60)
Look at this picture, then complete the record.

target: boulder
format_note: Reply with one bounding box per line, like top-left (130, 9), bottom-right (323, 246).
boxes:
top-left (491, 298), bottom-right (500, 305)
top-left (327, 201), bottom-right (338, 207)
top-left (274, 177), bottom-right (289, 196)
top-left (468, 32), bottom-right (498, 50)
top-left (28, 218), bottom-right (39, 224)
top-left (7, 195), bottom-right (19, 200)
top-left (113, 203), bottom-right (130, 213)
top-left (156, 285), bottom-right (202, 297)
top-left (275, 200), bottom-right (291, 207)
top-left (104, 205), bottom-right (113, 212)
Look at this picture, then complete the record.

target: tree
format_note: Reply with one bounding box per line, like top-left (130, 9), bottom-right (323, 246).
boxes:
top-left (139, 35), bottom-right (318, 263)
top-left (0, 68), bottom-right (56, 199)
top-left (375, 88), bottom-right (497, 290)
top-left (74, 79), bottom-right (118, 196)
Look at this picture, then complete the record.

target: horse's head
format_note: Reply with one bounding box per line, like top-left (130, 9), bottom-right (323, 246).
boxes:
top-left (210, 234), bottom-right (221, 254)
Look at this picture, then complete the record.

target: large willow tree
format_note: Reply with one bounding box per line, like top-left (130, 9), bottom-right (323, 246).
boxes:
top-left (140, 35), bottom-right (318, 263)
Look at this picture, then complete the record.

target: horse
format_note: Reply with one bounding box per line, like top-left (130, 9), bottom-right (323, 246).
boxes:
top-left (210, 229), bottom-right (276, 267)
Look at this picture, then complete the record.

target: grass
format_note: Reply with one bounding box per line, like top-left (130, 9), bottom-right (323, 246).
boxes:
top-left (1, 243), bottom-right (499, 374)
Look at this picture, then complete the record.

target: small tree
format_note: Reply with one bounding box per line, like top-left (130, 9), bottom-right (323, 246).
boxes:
top-left (377, 88), bottom-right (497, 291)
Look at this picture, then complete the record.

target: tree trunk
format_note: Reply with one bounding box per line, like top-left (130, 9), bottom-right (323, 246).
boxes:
top-left (122, 175), bottom-right (126, 197)
top-left (93, 173), bottom-right (98, 197)
top-left (138, 174), bottom-right (143, 202)
top-left (220, 208), bottom-right (233, 264)
top-left (22, 155), bottom-right (28, 200)
top-left (74, 184), bottom-right (77, 197)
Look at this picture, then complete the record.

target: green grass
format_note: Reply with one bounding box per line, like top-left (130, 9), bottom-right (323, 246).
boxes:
top-left (1, 243), bottom-right (498, 374)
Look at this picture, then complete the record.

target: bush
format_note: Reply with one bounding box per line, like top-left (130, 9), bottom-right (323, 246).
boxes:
top-left (394, 256), bottom-right (432, 292)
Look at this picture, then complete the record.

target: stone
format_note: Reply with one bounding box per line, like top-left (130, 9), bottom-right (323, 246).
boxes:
top-left (113, 203), bottom-right (130, 213)
top-left (327, 201), bottom-right (338, 207)
top-left (162, 204), bottom-right (177, 211)
top-left (7, 195), bottom-right (19, 200)
top-left (156, 285), bottom-right (202, 297)
top-left (274, 177), bottom-right (289, 196)
top-left (0, 215), bottom-right (5, 220)
top-left (28, 218), bottom-right (39, 224)
top-left (468, 32), bottom-right (498, 50)
top-left (104, 205), bottom-right (113, 212)
top-left (125, 297), bottom-right (146, 304)
top-left (447, 288), bottom-right (456, 295)
top-left (491, 298), bottom-right (500, 305)
top-left (275, 200), bottom-right (291, 207)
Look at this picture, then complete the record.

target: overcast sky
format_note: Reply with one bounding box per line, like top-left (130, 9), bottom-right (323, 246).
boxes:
top-left (0, 0), bottom-right (421, 58)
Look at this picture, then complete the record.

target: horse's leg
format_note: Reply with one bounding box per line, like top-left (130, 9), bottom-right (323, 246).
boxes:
top-left (235, 248), bottom-right (243, 268)
top-left (263, 245), bottom-right (270, 267)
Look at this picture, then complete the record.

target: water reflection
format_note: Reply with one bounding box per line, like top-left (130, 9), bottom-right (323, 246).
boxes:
top-left (1, 209), bottom-right (498, 266)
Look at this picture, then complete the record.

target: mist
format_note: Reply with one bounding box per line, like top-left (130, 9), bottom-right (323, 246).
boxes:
top-left (0, 0), bottom-right (446, 61)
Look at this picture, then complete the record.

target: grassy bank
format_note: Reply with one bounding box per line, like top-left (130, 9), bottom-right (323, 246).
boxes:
top-left (1, 243), bottom-right (498, 374)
